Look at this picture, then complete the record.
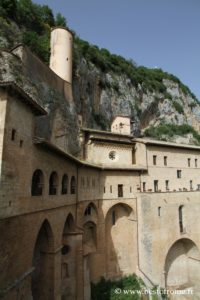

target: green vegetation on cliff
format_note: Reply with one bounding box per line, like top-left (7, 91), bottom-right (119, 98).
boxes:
top-left (0, 0), bottom-right (66, 62)
top-left (144, 124), bottom-right (200, 145)
top-left (0, 0), bottom-right (198, 102)
top-left (91, 274), bottom-right (145, 300)
top-left (73, 36), bottom-right (198, 101)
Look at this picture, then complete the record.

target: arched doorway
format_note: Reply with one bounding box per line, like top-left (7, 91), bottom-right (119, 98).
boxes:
top-left (105, 203), bottom-right (136, 279)
top-left (165, 238), bottom-right (200, 291)
top-left (61, 214), bottom-right (76, 300)
top-left (31, 220), bottom-right (54, 300)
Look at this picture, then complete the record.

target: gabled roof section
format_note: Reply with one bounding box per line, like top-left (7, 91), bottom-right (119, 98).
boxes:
top-left (0, 81), bottom-right (47, 116)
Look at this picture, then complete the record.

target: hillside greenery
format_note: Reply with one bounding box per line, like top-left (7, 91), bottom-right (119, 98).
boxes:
top-left (0, 0), bottom-right (66, 62)
top-left (0, 0), bottom-right (198, 102)
top-left (144, 124), bottom-right (200, 145)
top-left (91, 274), bottom-right (145, 300)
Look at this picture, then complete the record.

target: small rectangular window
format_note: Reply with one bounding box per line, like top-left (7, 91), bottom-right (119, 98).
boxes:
top-left (158, 206), bottom-right (161, 217)
top-left (143, 182), bottom-right (146, 192)
top-left (104, 186), bottom-right (106, 193)
top-left (165, 180), bottom-right (169, 191)
top-left (20, 140), bottom-right (23, 148)
top-left (154, 180), bottom-right (158, 192)
top-left (132, 147), bottom-right (136, 164)
top-left (153, 155), bottom-right (157, 165)
top-left (164, 156), bottom-right (167, 166)
top-left (177, 170), bottom-right (182, 178)
top-left (11, 129), bottom-right (16, 141)
top-left (130, 186), bottom-right (132, 193)
top-left (195, 159), bottom-right (198, 168)
top-left (190, 180), bottom-right (193, 190)
top-left (118, 184), bottom-right (123, 197)
top-left (188, 158), bottom-right (191, 167)
top-left (110, 185), bottom-right (112, 193)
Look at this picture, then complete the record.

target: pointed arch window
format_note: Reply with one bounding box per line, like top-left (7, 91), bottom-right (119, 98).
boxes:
top-left (70, 176), bottom-right (76, 194)
top-left (61, 174), bottom-right (68, 194)
top-left (31, 169), bottom-right (44, 196)
top-left (49, 172), bottom-right (58, 195)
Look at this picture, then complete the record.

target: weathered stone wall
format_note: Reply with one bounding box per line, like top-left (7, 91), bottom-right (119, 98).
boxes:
top-left (137, 191), bottom-right (200, 290)
top-left (141, 145), bottom-right (200, 192)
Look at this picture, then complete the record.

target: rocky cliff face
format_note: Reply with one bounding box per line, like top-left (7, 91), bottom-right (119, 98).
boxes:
top-left (72, 58), bottom-right (200, 138)
top-left (1, 16), bottom-right (200, 150)
top-left (0, 48), bottom-right (81, 155)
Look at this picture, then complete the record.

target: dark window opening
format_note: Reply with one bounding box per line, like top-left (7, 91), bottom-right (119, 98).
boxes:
top-left (61, 174), bottom-right (68, 194)
top-left (179, 205), bottom-right (184, 233)
top-left (84, 205), bottom-right (92, 216)
top-left (132, 147), bottom-right (136, 164)
top-left (31, 169), bottom-right (44, 196)
top-left (70, 176), bottom-right (76, 194)
top-left (177, 170), bottom-right (182, 178)
top-left (20, 140), bottom-right (23, 147)
top-left (130, 186), bottom-right (132, 193)
top-left (165, 180), bottom-right (169, 191)
top-left (153, 155), bottom-right (157, 165)
top-left (49, 172), bottom-right (58, 195)
top-left (164, 156), bottom-right (167, 166)
top-left (190, 180), bottom-right (193, 190)
top-left (104, 186), bottom-right (106, 193)
top-left (61, 245), bottom-right (70, 255)
top-left (158, 206), bottom-right (161, 217)
top-left (118, 184), bottom-right (123, 197)
top-left (154, 180), bottom-right (158, 192)
top-left (11, 129), bottom-right (16, 141)
top-left (110, 185), bottom-right (112, 193)
top-left (195, 159), bottom-right (198, 168)
top-left (143, 182), bottom-right (146, 192)
top-left (112, 210), bottom-right (116, 225)
top-left (188, 158), bottom-right (191, 167)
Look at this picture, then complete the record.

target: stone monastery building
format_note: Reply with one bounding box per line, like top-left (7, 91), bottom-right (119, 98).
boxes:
top-left (0, 27), bottom-right (200, 300)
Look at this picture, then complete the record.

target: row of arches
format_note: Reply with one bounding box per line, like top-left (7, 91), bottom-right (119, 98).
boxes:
top-left (32, 214), bottom-right (76, 300)
top-left (31, 169), bottom-right (76, 196)
top-left (31, 202), bottom-right (135, 300)
top-left (31, 203), bottom-right (200, 299)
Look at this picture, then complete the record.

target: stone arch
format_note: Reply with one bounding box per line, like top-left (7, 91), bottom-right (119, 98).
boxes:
top-left (31, 169), bottom-right (44, 196)
top-left (83, 202), bottom-right (98, 225)
top-left (31, 219), bottom-right (54, 300)
top-left (61, 214), bottom-right (76, 300)
top-left (165, 238), bottom-right (200, 290)
top-left (105, 203), bottom-right (136, 279)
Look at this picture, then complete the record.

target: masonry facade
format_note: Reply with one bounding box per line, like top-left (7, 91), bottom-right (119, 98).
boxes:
top-left (0, 27), bottom-right (200, 300)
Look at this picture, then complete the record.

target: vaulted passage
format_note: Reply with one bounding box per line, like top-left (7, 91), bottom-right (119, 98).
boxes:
top-left (31, 220), bottom-right (54, 300)
top-left (105, 204), bottom-right (136, 279)
top-left (165, 238), bottom-right (200, 291)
